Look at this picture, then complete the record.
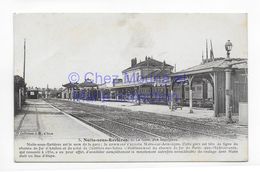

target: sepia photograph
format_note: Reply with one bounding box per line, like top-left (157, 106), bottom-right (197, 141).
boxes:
top-left (13, 13), bottom-right (248, 162)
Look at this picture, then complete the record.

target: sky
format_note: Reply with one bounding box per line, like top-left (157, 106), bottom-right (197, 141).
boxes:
top-left (14, 13), bottom-right (247, 88)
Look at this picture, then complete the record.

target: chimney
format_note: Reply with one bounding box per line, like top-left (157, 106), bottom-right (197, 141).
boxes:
top-left (162, 60), bottom-right (166, 69)
top-left (202, 50), bottom-right (205, 64)
top-left (210, 40), bottom-right (215, 61)
top-left (131, 58), bottom-right (137, 67)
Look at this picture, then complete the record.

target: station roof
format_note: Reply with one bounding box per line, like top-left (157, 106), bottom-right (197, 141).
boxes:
top-left (122, 58), bottom-right (173, 73)
top-left (109, 82), bottom-right (154, 90)
top-left (143, 68), bottom-right (173, 78)
top-left (171, 58), bottom-right (247, 76)
top-left (14, 75), bottom-right (25, 87)
top-left (62, 78), bottom-right (99, 89)
top-left (62, 82), bottom-right (78, 88)
top-left (78, 81), bottom-right (98, 88)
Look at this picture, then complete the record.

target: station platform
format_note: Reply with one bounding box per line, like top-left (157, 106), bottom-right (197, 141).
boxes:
top-left (14, 99), bottom-right (110, 140)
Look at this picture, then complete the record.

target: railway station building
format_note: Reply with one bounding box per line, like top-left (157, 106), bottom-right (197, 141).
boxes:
top-left (61, 79), bottom-right (99, 101)
top-left (59, 53), bottom-right (248, 120)
top-left (14, 75), bottom-right (26, 114)
top-left (106, 56), bottom-right (175, 104)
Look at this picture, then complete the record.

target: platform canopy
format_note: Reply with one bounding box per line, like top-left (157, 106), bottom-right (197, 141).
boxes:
top-left (171, 58), bottom-right (247, 78)
top-left (169, 57), bottom-right (248, 117)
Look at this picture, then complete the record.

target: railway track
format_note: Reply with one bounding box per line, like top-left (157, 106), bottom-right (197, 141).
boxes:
top-left (46, 100), bottom-right (167, 140)
top-left (79, 102), bottom-right (246, 139)
top-left (45, 99), bottom-right (242, 140)
top-left (70, 113), bottom-right (166, 139)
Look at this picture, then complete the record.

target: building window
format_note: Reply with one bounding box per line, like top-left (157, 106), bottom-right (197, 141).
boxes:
top-left (197, 86), bottom-right (202, 91)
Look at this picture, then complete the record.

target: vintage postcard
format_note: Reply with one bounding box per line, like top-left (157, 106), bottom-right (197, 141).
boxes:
top-left (13, 13), bottom-right (248, 162)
